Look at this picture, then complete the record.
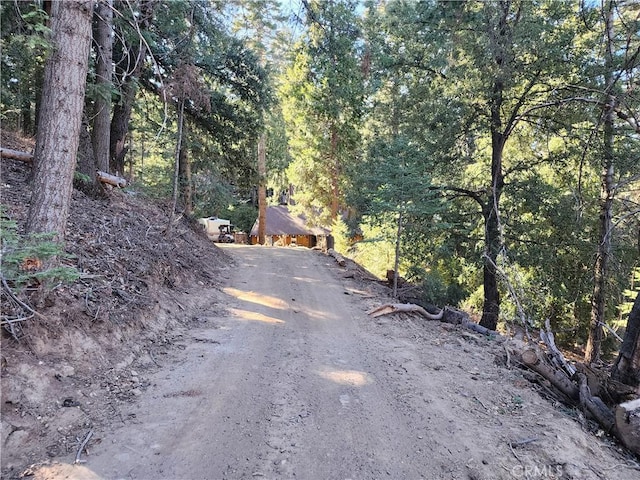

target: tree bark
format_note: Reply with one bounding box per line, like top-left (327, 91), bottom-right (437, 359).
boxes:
top-left (611, 293), bottom-right (640, 387)
top-left (392, 211), bottom-right (403, 298)
top-left (91, 0), bottom-right (113, 174)
top-left (330, 124), bottom-right (340, 222)
top-left (26, 0), bottom-right (93, 242)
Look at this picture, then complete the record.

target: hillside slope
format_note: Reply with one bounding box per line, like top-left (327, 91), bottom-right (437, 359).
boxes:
top-left (1, 133), bottom-right (230, 477)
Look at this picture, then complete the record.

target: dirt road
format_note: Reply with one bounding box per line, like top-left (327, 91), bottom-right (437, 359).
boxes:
top-left (31, 245), bottom-right (638, 480)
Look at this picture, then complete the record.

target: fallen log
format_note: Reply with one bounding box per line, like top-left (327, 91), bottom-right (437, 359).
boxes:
top-left (96, 170), bottom-right (127, 188)
top-left (327, 248), bottom-right (346, 267)
top-left (521, 348), bottom-right (626, 447)
top-left (368, 303), bottom-right (444, 320)
top-left (1, 149), bottom-right (127, 188)
top-left (615, 398), bottom-right (640, 456)
top-left (1, 147), bottom-right (33, 162)
top-left (441, 306), bottom-right (499, 336)
top-left (577, 373), bottom-right (616, 432)
top-left (368, 303), bottom-right (504, 338)
top-left (521, 348), bottom-right (579, 402)
top-left (459, 317), bottom-right (497, 336)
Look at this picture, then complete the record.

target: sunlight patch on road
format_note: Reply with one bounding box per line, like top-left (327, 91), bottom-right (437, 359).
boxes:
top-left (223, 287), bottom-right (290, 310)
top-left (298, 306), bottom-right (337, 321)
top-left (26, 463), bottom-right (102, 480)
top-left (317, 367), bottom-right (372, 386)
top-left (228, 307), bottom-right (285, 324)
top-left (291, 275), bottom-right (323, 284)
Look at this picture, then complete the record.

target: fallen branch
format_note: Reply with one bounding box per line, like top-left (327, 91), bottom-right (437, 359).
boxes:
top-left (368, 303), bottom-right (501, 337)
top-left (520, 347), bottom-right (631, 451)
top-left (1, 273), bottom-right (48, 321)
top-left (577, 373), bottom-right (616, 432)
top-left (368, 303), bottom-right (444, 320)
top-left (459, 316), bottom-right (498, 336)
top-left (1, 147), bottom-right (33, 162)
top-left (74, 429), bottom-right (94, 464)
top-left (0, 149), bottom-right (127, 188)
top-left (541, 318), bottom-right (576, 377)
top-left (521, 348), bottom-right (579, 402)
top-left (509, 437), bottom-right (539, 448)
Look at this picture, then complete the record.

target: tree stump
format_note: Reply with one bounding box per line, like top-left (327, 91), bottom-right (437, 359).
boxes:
top-left (615, 398), bottom-right (640, 456)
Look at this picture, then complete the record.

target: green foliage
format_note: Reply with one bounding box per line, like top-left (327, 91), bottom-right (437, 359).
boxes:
top-left (621, 268), bottom-right (640, 317)
top-left (279, 0), bottom-right (365, 225)
top-left (343, 221), bottom-right (397, 279)
top-left (222, 203), bottom-right (258, 235)
top-left (0, 214), bottom-right (79, 290)
top-left (0, 2), bottom-right (50, 132)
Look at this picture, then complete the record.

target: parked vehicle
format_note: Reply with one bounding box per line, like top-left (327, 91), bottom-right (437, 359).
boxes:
top-left (217, 224), bottom-right (235, 243)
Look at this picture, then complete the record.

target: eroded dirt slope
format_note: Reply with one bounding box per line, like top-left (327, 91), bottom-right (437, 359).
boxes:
top-left (1, 138), bottom-right (230, 478)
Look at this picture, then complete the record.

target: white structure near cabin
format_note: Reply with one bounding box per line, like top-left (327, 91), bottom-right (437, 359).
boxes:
top-left (198, 217), bottom-right (231, 238)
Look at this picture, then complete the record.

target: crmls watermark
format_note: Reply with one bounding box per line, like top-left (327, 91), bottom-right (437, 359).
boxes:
top-left (511, 464), bottom-right (564, 478)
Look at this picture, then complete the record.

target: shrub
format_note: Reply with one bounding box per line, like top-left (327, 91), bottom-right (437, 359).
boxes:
top-left (0, 214), bottom-right (79, 291)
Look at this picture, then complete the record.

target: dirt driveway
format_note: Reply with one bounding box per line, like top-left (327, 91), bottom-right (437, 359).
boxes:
top-left (29, 245), bottom-right (637, 480)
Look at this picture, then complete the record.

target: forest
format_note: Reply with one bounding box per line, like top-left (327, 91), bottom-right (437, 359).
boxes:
top-left (1, 0), bottom-right (639, 433)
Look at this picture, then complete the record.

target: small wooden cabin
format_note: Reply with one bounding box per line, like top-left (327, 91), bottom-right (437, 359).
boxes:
top-left (249, 205), bottom-right (329, 248)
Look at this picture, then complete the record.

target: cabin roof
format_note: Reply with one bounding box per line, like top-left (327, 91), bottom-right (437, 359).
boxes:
top-left (249, 205), bottom-right (328, 237)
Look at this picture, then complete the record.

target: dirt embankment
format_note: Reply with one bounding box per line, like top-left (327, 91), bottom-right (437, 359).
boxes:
top-left (1, 132), bottom-right (230, 477)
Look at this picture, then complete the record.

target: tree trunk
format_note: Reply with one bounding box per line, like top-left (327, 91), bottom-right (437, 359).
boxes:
top-left (26, 0), bottom-right (93, 242)
top-left (21, 95), bottom-right (33, 136)
top-left (585, 1), bottom-right (616, 365)
top-left (330, 124), bottom-right (340, 222)
top-left (480, 201), bottom-right (502, 331)
top-left (91, 0), bottom-right (113, 174)
top-left (611, 293), bottom-right (640, 387)
top-left (479, 99), bottom-right (505, 331)
top-left (110, 0), bottom-right (154, 175)
top-left (392, 211), bottom-right (403, 298)
top-left (77, 110), bottom-right (97, 183)
top-left (178, 123), bottom-right (193, 216)
top-left (167, 99), bottom-right (185, 233)
top-left (479, 4), bottom-right (507, 331)
top-left (257, 133), bottom-right (267, 245)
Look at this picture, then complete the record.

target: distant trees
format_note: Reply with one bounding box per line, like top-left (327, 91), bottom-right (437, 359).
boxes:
top-left (582, 0), bottom-right (640, 364)
top-left (280, 0), bottom-right (364, 225)
top-left (336, 0), bottom-right (638, 364)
